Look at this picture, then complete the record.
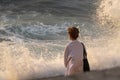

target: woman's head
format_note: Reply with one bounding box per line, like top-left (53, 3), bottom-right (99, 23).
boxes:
top-left (67, 27), bottom-right (79, 40)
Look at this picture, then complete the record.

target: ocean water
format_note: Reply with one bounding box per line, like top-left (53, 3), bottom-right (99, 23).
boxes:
top-left (0, 0), bottom-right (120, 80)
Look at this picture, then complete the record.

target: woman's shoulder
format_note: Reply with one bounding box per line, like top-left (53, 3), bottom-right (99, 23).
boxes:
top-left (68, 40), bottom-right (81, 46)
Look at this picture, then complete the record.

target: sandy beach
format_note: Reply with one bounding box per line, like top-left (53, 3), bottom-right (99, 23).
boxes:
top-left (33, 67), bottom-right (120, 80)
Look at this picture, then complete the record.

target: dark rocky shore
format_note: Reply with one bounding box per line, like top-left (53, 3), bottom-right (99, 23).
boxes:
top-left (32, 67), bottom-right (120, 80)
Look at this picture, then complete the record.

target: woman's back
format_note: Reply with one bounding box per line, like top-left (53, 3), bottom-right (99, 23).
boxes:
top-left (66, 40), bottom-right (83, 76)
top-left (64, 27), bottom-right (84, 77)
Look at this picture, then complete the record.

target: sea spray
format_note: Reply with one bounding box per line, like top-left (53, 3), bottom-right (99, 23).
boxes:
top-left (0, 41), bottom-right (66, 80)
top-left (97, 0), bottom-right (120, 27)
top-left (89, 0), bottom-right (120, 70)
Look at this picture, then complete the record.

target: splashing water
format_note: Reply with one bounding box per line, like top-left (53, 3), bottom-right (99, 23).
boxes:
top-left (97, 0), bottom-right (120, 26)
top-left (90, 0), bottom-right (120, 69)
top-left (0, 41), bottom-right (66, 80)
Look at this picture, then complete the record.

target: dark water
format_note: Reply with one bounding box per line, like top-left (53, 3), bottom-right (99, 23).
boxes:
top-left (0, 0), bottom-right (104, 41)
top-left (0, 0), bottom-right (97, 17)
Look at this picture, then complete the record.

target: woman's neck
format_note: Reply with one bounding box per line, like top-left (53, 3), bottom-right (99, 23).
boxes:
top-left (71, 39), bottom-right (77, 41)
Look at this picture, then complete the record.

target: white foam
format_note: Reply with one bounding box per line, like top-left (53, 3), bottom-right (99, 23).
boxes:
top-left (0, 41), bottom-right (65, 80)
top-left (0, 22), bottom-right (71, 41)
top-left (97, 0), bottom-right (120, 26)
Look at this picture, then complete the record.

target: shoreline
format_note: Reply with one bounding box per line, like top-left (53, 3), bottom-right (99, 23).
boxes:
top-left (32, 67), bottom-right (120, 80)
top-left (35, 75), bottom-right (65, 80)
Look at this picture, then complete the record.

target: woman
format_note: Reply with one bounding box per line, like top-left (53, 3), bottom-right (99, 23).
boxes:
top-left (64, 27), bottom-right (83, 80)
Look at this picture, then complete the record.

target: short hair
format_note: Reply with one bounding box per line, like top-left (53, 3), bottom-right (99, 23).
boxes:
top-left (67, 27), bottom-right (79, 40)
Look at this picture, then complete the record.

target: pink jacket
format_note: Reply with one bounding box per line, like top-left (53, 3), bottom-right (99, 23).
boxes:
top-left (64, 40), bottom-right (83, 76)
